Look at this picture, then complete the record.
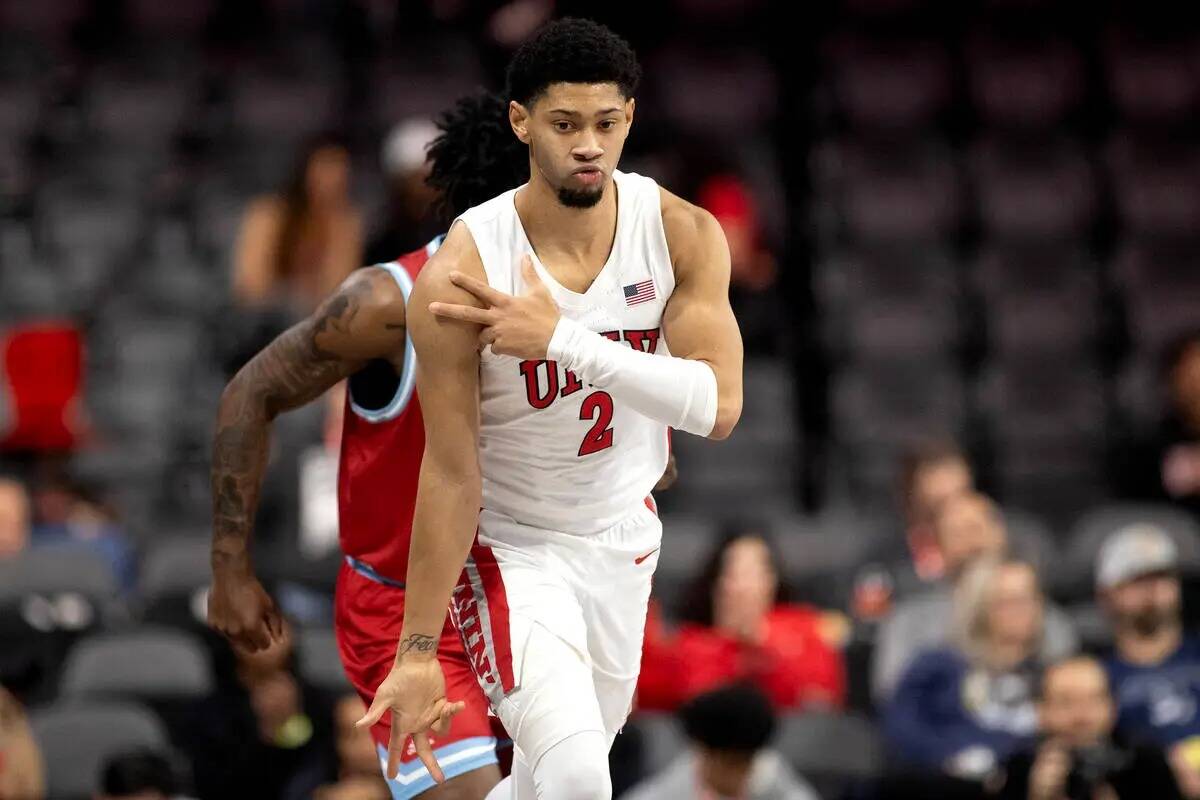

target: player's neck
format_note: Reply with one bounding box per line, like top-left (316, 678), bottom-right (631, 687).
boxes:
top-left (516, 173), bottom-right (618, 263)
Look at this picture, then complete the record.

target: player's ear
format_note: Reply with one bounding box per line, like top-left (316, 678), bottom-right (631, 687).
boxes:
top-left (625, 96), bottom-right (635, 128)
top-left (510, 100), bottom-right (531, 144)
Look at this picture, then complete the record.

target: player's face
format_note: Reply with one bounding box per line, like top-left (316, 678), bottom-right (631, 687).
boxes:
top-left (511, 82), bottom-right (634, 209)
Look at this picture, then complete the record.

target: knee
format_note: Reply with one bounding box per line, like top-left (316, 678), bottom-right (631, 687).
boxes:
top-left (555, 760), bottom-right (611, 800)
top-left (534, 732), bottom-right (611, 800)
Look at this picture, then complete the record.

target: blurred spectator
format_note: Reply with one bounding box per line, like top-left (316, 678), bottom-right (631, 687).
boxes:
top-left (192, 621), bottom-right (332, 800)
top-left (95, 749), bottom-right (193, 800)
top-left (696, 174), bottom-right (782, 356)
top-left (1099, 524), bottom-right (1200, 796)
top-left (363, 118), bottom-right (442, 265)
top-left (312, 695), bottom-right (390, 800)
top-left (30, 467), bottom-right (136, 593)
top-left (853, 441), bottom-right (974, 623)
top-left (638, 526), bottom-right (845, 711)
top-left (0, 476), bottom-right (30, 560)
top-left (997, 656), bottom-right (1183, 800)
top-left (233, 134), bottom-right (364, 313)
top-left (883, 558), bottom-right (1050, 783)
top-left (874, 492), bottom-right (1078, 700)
top-left (1120, 331), bottom-right (1200, 519)
top-left (0, 686), bottom-right (45, 800)
top-left (624, 684), bottom-right (819, 800)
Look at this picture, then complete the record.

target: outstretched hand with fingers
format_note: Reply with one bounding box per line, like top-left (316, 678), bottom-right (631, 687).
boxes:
top-left (356, 653), bottom-right (465, 783)
top-left (429, 255), bottom-right (561, 360)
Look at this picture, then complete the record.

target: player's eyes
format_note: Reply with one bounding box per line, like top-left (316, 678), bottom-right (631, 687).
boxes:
top-left (599, 120), bottom-right (616, 130)
top-left (554, 121), bottom-right (573, 132)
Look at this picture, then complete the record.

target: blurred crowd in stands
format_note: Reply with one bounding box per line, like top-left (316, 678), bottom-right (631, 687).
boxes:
top-left (1, 0), bottom-right (1200, 798)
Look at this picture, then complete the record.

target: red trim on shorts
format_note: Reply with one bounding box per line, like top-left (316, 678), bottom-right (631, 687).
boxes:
top-left (644, 495), bottom-right (657, 515)
top-left (471, 543), bottom-right (515, 693)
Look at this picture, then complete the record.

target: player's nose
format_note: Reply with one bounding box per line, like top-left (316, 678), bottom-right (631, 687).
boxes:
top-left (572, 137), bottom-right (603, 161)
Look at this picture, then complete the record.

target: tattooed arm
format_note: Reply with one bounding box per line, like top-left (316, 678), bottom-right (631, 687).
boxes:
top-left (208, 267), bottom-right (407, 651)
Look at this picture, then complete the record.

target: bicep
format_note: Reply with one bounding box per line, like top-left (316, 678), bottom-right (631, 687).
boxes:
top-left (408, 277), bottom-right (482, 479)
top-left (662, 213), bottom-right (743, 377)
top-left (231, 271), bottom-right (406, 416)
top-left (233, 202), bottom-right (277, 299)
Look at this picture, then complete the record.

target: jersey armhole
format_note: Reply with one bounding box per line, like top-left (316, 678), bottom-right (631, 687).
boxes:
top-left (347, 261), bottom-right (417, 423)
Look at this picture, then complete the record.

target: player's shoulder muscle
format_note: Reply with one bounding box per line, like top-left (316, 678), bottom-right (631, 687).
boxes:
top-left (308, 265), bottom-right (407, 361)
top-left (408, 222), bottom-right (487, 366)
top-left (658, 187), bottom-right (729, 285)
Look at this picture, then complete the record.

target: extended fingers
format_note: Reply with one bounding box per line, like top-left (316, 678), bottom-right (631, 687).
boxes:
top-left (429, 302), bottom-right (495, 325)
top-left (448, 271), bottom-right (509, 306)
top-left (412, 732), bottom-right (445, 784)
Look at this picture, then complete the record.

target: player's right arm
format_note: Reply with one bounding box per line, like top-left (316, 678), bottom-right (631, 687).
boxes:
top-left (356, 224), bottom-right (486, 782)
top-left (209, 267), bottom-right (407, 651)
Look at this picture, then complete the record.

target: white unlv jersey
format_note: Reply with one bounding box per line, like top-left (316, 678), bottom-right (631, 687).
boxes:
top-left (456, 170), bottom-right (673, 533)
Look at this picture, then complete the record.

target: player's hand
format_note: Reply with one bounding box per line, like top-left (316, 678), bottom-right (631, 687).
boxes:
top-left (207, 555), bottom-right (284, 652)
top-left (430, 256), bottom-right (560, 359)
top-left (1029, 741), bottom-right (1071, 800)
top-left (356, 654), bottom-right (465, 783)
top-left (654, 453), bottom-right (678, 492)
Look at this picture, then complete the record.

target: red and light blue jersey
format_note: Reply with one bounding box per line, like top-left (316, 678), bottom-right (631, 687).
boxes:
top-left (336, 238), bottom-right (441, 584)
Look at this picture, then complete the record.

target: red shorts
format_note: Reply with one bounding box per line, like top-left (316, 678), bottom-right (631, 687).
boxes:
top-left (334, 559), bottom-right (500, 797)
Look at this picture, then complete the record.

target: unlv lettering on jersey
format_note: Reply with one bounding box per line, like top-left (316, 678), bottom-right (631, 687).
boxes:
top-left (452, 584), bottom-right (498, 688)
top-left (518, 328), bottom-right (661, 410)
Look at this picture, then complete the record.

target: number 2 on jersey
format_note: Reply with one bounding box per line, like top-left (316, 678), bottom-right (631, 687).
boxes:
top-left (578, 391), bottom-right (614, 456)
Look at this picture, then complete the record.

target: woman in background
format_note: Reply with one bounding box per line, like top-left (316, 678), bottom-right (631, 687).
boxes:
top-left (639, 524), bottom-right (845, 711)
top-left (883, 557), bottom-right (1055, 789)
top-left (233, 134), bottom-right (363, 313)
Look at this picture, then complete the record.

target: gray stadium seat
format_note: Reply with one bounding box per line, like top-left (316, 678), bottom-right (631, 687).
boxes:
top-left (650, 46), bottom-right (777, 137)
top-left (968, 38), bottom-right (1083, 128)
top-left (828, 36), bottom-right (950, 130)
top-left (0, 546), bottom-right (116, 605)
top-left (60, 628), bottom-right (214, 700)
top-left (1059, 503), bottom-right (1200, 600)
top-left (971, 136), bottom-right (1096, 240)
top-left (776, 712), bottom-right (884, 795)
top-left (0, 80), bottom-right (41, 144)
top-left (1106, 39), bottom-right (1198, 125)
top-left (1109, 133), bottom-right (1200, 238)
top-left (653, 516), bottom-right (718, 619)
top-left (297, 627), bottom-right (351, 693)
top-left (840, 146), bottom-right (961, 243)
top-left (140, 538), bottom-right (212, 602)
top-left (31, 700), bottom-right (168, 800)
top-left (629, 712), bottom-right (688, 776)
top-left (230, 75), bottom-right (340, 143)
top-left (1003, 508), bottom-right (1060, 573)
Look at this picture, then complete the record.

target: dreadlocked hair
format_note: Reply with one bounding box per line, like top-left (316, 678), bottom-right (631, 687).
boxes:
top-left (426, 89), bottom-right (528, 222)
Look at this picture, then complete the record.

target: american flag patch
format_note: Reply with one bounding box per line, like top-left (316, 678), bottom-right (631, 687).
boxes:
top-left (623, 279), bottom-right (655, 307)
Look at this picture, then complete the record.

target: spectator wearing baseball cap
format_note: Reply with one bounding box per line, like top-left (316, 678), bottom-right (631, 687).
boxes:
top-left (1100, 523), bottom-right (1200, 797)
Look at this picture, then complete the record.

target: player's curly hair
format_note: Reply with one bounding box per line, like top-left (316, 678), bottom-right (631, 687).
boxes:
top-left (426, 90), bottom-right (529, 222)
top-left (505, 17), bottom-right (641, 107)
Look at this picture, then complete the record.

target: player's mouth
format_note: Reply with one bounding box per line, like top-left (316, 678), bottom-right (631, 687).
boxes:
top-left (572, 166), bottom-right (604, 186)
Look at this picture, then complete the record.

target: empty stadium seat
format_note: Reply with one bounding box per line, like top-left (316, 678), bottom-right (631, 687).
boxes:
top-left (296, 627), bottom-right (351, 693)
top-left (970, 135), bottom-right (1097, 241)
top-left (968, 37), bottom-right (1084, 129)
top-left (628, 712), bottom-right (688, 775)
top-left (31, 700), bottom-right (169, 800)
top-left (1106, 38), bottom-right (1198, 125)
top-left (827, 36), bottom-right (951, 130)
top-left (140, 538), bottom-right (212, 603)
top-left (0, 546), bottom-right (116, 607)
top-left (59, 628), bottom-right (214, 700)
top-left (776, 712), bottom-right (885, 798)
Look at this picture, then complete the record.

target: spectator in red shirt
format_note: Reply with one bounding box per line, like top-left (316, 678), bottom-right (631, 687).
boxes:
top-left (639, 526), bottom-right (846, 711)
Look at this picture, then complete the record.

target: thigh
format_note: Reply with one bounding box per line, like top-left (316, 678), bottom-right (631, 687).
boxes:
top-left (581, 510), bottom-right (661, 738)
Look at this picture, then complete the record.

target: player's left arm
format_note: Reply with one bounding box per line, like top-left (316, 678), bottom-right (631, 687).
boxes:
top-left (656, 191), bottom-right (744, 439)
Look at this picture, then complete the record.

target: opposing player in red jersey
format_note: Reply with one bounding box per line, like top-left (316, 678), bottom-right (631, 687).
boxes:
top-left (207, 93), bottom-right (531, 799)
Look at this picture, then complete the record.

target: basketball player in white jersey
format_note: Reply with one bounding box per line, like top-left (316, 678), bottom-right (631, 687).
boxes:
top-left (358, 18), bottom-right (743, 799)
